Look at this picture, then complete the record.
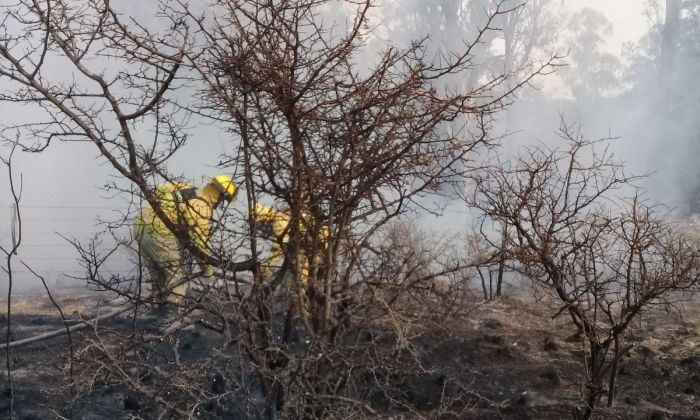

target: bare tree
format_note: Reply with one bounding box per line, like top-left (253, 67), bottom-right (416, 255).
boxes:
top-left (0, 144), bottom-right (23, 416)
top-left (0, 0), bottom-right (251, 271)
top-left (177, 0), bottom-right (560, 413)
top-left (470, 120), bottom-right (700, 418)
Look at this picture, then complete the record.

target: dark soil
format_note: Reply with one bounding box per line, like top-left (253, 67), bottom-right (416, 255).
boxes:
top-left (0, 290), bottom-right (698, 419)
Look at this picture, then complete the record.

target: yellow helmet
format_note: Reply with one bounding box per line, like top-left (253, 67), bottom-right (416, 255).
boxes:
top-left (207, 174), bottom-right (237, 201)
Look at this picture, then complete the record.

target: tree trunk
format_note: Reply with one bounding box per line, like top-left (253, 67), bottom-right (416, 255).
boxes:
top-left (496, 226), bottom-right (507, 296)
top-left (477, 267), bottom-right (489, 300)
top-left (607, 336), bottom-right (620, 407)
top-left (658, 0), bottom-right (681, 114)
top-left (659, 0), bottom-right (681, 74)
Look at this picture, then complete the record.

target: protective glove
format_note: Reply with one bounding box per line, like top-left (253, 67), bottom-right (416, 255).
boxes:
top-left (200, 263), bottom-right (215, 278)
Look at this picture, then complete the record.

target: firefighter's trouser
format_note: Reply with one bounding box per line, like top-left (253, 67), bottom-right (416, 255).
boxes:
top-left (265, 250), bottom-right (312, 318)
top-left (135, 227), bottom-right (187, 305)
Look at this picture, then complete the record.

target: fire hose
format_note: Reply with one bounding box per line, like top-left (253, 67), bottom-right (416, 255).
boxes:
top-left (0, 263), bottom-right (253, 351)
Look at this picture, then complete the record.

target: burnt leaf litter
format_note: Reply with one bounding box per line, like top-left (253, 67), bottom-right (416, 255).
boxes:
top-left (0, 293), bottom-right (697, 419)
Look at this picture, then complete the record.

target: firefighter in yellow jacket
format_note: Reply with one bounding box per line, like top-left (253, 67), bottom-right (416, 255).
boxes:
top-left (133, 175), bottom-right (237, 309)
top-left (252, 203), bottom-right (328, 311)
top-left (253, 203), bottom-right (291, 282)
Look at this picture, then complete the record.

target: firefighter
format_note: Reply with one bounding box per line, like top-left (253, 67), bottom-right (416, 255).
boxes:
top-left (251, 203), bottom-right (328, 319)
top-left (133, 175), bottom-right (237, 319)
top-left (252, 203), bottom-right (292, 283)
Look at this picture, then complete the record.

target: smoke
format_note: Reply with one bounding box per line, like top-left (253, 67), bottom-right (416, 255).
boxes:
top-left (392, 1), bottom-right (700, 223)
top-left (1, 0), bottom-right (696, 291)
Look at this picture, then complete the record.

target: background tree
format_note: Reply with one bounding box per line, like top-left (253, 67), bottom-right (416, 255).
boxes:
top-left (557, 8), bottom-right (625, 99)
top-left (623, 0), bottom-right (700, 210)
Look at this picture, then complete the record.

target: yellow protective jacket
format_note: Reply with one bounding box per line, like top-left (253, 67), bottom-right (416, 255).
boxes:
top-left (252, 203), bottom-right (328, 283)
top-left (252, 204), bottom-right (291, 275)
top-left (134, 184), bottom-right (216, 273)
